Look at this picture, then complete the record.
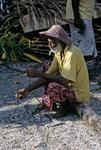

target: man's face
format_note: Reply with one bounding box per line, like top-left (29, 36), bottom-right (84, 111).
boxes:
top-left (48, 38), bottom-right (58, 50)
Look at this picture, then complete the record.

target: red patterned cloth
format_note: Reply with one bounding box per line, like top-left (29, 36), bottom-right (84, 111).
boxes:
top-left (39, 62), bottom-right (76, 110)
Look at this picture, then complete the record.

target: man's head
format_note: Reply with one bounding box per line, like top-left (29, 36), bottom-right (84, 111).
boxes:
top-left (39, 25), bottom-right (72, 51)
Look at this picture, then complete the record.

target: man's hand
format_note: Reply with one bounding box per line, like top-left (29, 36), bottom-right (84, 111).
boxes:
top-left (27, 68), bottom-right (44, 78)
top-left (74, 18), bottom-right (86, 35)
top-left (16, 88), bottom-right (29, 99)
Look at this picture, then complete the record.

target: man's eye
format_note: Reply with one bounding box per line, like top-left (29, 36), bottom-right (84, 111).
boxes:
top-left (49, 42), bottom-right (53, 44)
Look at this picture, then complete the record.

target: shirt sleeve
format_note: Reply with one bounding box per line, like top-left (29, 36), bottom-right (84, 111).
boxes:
top-left (61, 53), bottom-right (77, 82)
top-left (46, 55), bottom-right (59, 74)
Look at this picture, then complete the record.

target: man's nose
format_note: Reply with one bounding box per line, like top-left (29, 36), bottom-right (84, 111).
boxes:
top-left (48, 43), bottom-right (52, 48)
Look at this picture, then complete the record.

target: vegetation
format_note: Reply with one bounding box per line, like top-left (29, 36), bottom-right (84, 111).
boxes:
top-left (0, 31), bottom-right (43, 63)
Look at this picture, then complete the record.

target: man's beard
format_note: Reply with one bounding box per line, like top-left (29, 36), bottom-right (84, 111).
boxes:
top-left (49, 43), bottom-right (63, 55)
top-left (53, 43), bottom-right (63, 52)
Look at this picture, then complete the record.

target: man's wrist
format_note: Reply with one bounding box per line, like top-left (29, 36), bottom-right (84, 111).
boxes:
top-left (74, 14), bottom-right (80, 20)
top-left (24, 87), bottom-right (30, 93)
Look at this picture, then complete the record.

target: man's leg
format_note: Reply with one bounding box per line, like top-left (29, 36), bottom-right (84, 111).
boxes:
top-left (70, 19), bottom-right (98, 58)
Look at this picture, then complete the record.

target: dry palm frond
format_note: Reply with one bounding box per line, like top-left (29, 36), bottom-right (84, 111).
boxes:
top-left (0, 0), bottom-right (66, 32)
top-left (93, 20), bottom-right (101, 45)
top-left (19, 0), bottom-right (66, 32)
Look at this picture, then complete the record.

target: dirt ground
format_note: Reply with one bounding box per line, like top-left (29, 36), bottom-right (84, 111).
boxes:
top-left (0, 62), bottom-right (101, 150)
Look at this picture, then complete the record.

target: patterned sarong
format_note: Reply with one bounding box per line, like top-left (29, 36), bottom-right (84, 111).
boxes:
top-left (39, 62), bottom-right (76, 110)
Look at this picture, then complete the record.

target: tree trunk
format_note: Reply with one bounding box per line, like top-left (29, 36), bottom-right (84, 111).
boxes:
top-left (74, 104), bottom-right (101, 132)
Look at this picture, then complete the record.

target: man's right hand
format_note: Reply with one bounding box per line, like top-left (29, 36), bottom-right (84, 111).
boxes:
top-left (16, 88), bottom-right (29, 99)
top-left (74, 18), bottom-right (86, 34)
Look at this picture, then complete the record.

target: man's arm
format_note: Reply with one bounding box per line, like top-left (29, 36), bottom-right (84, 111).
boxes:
top-left (71, 0), bottom-right (85, 34)
top-left (41, 73), bottom-right (72, 87)
top-left (16, 78), bottom-right (47, 99)
top-left (27, 69), bottom-right (72, 88)
top-left (71, 0), bottom-right (80, 19)
top-left (25, 78), bottom-right (47, 92)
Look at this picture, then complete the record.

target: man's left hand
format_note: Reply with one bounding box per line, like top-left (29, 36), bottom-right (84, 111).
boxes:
top-left (27, 68), bottom-right (43, 78)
